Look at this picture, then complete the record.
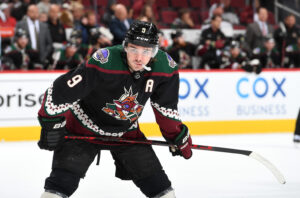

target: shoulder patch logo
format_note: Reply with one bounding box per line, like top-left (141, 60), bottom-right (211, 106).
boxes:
top-left (92, 48), bottom-right (109, 63)
top-left (102, 87), bottom-right (143, 122)
top-left (165, 52), bottom-right (177, 68)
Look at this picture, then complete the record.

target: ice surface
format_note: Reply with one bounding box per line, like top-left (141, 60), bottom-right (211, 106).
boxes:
top-left (0, 133), bottom-right (299, 198)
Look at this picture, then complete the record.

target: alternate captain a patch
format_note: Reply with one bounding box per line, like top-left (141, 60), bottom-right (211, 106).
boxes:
top-left (102, 87), bottom-right (143, 122)
top-left (92, 48), bottom-right (109, 63)
top-left (165, 52), bottom-right (177, 68)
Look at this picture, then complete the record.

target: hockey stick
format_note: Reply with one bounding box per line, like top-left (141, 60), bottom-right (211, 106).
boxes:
top-left (65, 135), bottom-right (286, 184)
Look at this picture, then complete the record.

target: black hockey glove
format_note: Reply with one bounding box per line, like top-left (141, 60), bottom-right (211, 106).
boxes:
top-left (242, 64), bottom-right (254, 73)
top-left (243, 59), bottom-right (262, 74)
top-left (253, 64), bottom-right (262, 74)
top-left (169, 124), bottom-right (193, 159)
top-left (38, 116), bottom-right (67, 151)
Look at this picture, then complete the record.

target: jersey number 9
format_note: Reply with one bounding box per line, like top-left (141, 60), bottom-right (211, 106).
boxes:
top-left (67, 75), bottom-right (82, 88)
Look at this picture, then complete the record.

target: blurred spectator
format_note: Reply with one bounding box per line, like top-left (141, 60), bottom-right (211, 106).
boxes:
top-left (220, 40), bottom-right (248, 69)
top-left (71, 1), bottom-right (84, 28)
top-left (208, 0), bottom-right (239, 25)
top-left (109, 4), bottom-right (133, 45)
top-left (101, 0), bottom-right (117, 27)
top-left (50, 0), bottom-right (63, 4)
top-left (158, 30), bottom-right (168, 51)
top-left (0, 3), bottom-right (17, 54)
top-left (208, 0), bottom-right (222, 18)
top-left (39, 11), bottom-right (48, 22)
top-left (245, 7), bottom-right (274, 52)
top-left (252, 36), bottom-right (280, 68)
top-left (202, 8), bottom-right (234, 38)
top-left (60, 3), bottom-right (73, 28)
top-left (167, 30), bottom-right (197, 69)
top-left (15, 4), bottom-right (53, 66)
top-left (136, 15), bottom-right (149, 22)
top-left (3, 28), bottom-right (41, 70)
top-left (77, 11), bottom-right (99, 44)
top-left (274, 14), bottom-right (300, 66)
top-left (11, 0), bottom-right (31, 21)
top-left (37, 0), bottom-right (51, 15)
top-left (253, 0), bottom-right (260, 23)
top-left (139, 4), bottom-right (156, 25)
top-left (0, 3), bottom-right (17, 27)
top-left (283, 37), bottom-right (300, 68)
top-left (48, 4), bottom-right (66, 44)
top-left (131, 0), bottom-right (158, 20)
top-left (85, 27), bottom-right (113, 59)
top-left (171, 8), bottom-right (194, 29)
top-left (197, 15), bottom-right (227, 69)
top-left (50, 40), bottom-right (83, 70)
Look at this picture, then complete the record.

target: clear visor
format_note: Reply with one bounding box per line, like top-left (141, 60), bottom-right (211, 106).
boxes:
top-left (125, 46), bottom-right (156, 57)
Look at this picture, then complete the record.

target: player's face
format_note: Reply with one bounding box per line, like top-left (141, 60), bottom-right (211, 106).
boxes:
top-left (17, 37), bottom-right (28, 49)
top-left (212, 16), bottom-right (222, 30)
top-left (125, 43), bottom-right (153, 71)
top-left (265, 41), bottom-right (275, 51)
top-left (66, 45), bottom-right (77, 57)
top-left (230, 47), bottom-right (240, 57)
top-left (285, 16), bottom-right (295, 28)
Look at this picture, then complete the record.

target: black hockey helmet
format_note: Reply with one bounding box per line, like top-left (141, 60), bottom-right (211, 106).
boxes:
top-left (70, 29), bottom-right (82, 39)
top-left (170, 30), bottom-right (183, 40)
top-left (124, 20), bottom-right (159, 48)
top-left (89, 27), bottom-right (102, 45)
top-left (263, 34), bottom-right (275, 43)
top-left (230, 40), bottom-right (240, 49)
top-left (15, 28), bottom-right (27, 39)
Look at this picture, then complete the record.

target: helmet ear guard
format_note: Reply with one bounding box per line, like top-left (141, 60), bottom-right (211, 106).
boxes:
top-left (152, 46), bottom-right (158, 57)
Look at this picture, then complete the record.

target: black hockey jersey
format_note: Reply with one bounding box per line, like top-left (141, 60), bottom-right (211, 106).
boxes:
top-left (38, 45), bottom-right (183, 144)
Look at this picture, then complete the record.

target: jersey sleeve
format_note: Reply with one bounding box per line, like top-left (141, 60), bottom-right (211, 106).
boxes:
top-left (150, 67), bottom-right (182, 140)
top-left (38, 61), bottom-right (100, 118)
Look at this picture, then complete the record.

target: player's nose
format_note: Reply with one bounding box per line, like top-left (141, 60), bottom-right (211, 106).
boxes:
top-left (135, 53), bottom-right (143, 61)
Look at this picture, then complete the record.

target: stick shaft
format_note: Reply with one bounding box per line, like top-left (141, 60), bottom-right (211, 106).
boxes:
top-left (65, 135), bottom-right (252, 155)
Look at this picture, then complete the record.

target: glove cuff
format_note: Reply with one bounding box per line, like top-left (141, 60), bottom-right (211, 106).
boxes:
top-left (174, 124), bottom-right (189, 145)
top-left (38, 116), bottom-right (66, 131)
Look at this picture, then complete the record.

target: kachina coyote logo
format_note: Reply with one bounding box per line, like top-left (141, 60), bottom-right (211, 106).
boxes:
top-left (102, 87), bottom-right (143, 122)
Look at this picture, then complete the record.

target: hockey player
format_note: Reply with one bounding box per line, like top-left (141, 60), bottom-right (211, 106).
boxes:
top-left (3, 28), bottom-right (41, 70)
top-left (219, 40), bottom-right (248, 69)
top-left (252, 36), bottom-right (280, 68)
top-left (167, 30), bottom-right (197, 69)
top-left (197, 15), bottom-right (227, 69)
top-left (38, 20), bottom-right (193, 198)
top-left (283, 36), bottom-right (300, 68)
top-left (51, 40), bottom-right (83, 70)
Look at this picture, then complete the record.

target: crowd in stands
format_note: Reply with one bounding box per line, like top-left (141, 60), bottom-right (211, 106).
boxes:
top-left (0, 0), bottom-right (300, 72)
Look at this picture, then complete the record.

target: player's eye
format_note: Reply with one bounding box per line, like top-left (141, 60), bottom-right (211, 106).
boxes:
top-left (126, 47), bottom-right (152, 57)
top-left (126, 47), bottom-right (138, 54)
top-left (142, 49), bottom-right (152, 56)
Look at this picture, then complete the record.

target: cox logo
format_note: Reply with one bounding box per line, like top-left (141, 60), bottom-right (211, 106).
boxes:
top-left (179, 78), bottom-right (209, 99)
top-left (236, 77), bottom-right (286, 98)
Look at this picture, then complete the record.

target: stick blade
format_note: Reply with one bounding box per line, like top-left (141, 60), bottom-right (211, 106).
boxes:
top-left (249, 152), bottom-right (286, 184)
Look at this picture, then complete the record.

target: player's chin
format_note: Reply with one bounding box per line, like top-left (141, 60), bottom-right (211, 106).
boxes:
top-left (132, 64), bottom-right (143, 71)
